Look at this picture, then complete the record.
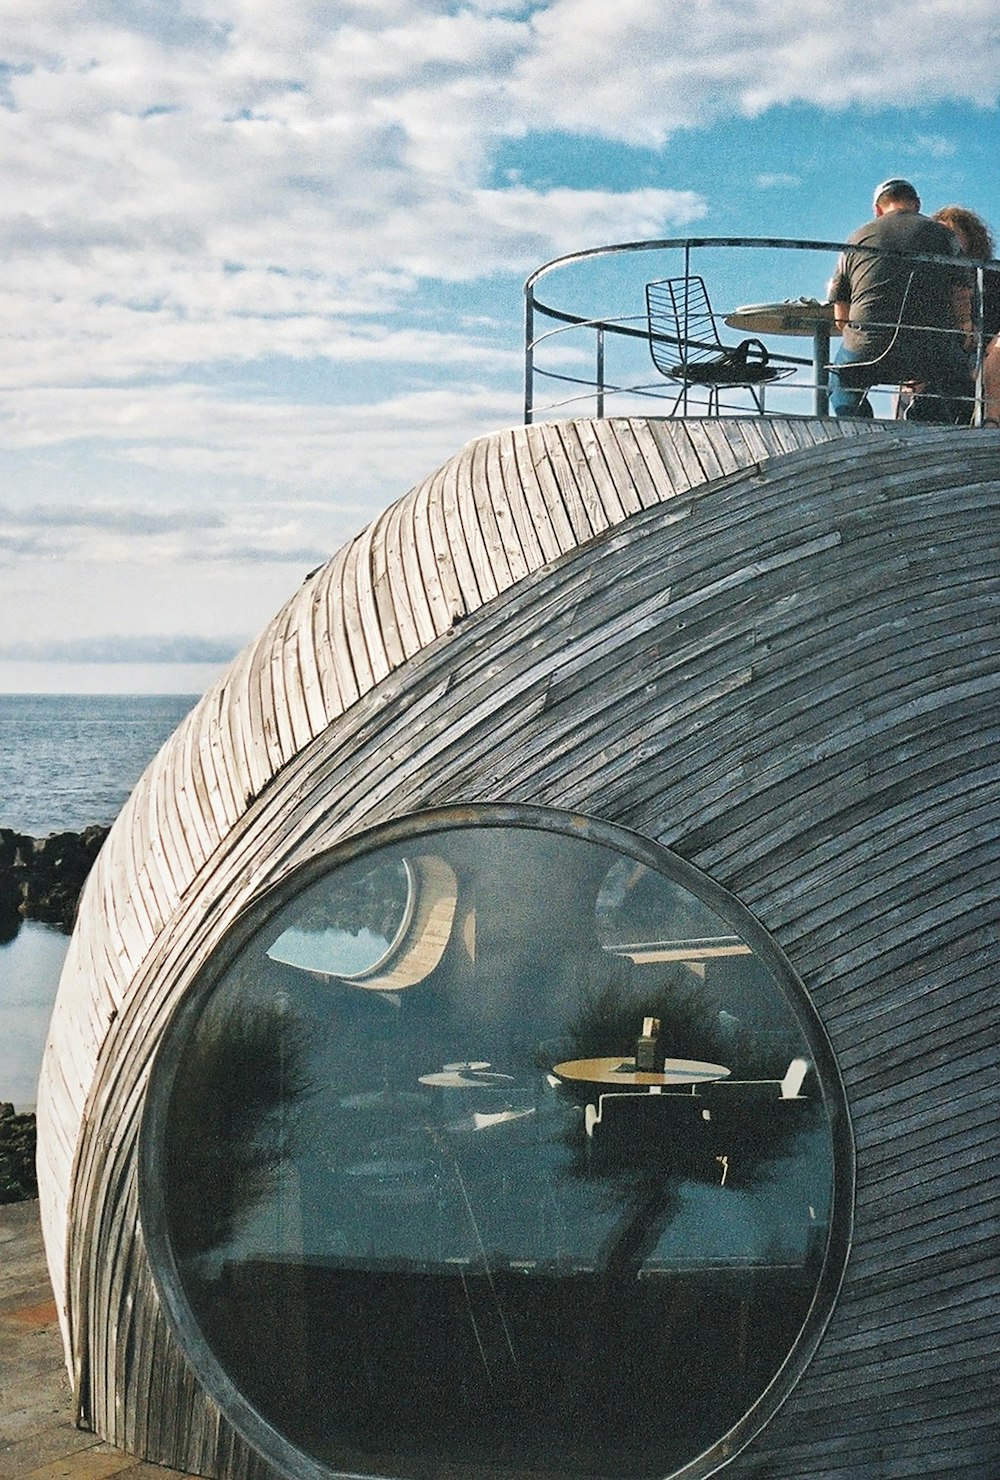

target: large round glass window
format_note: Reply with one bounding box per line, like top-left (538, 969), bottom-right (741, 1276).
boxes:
top-left (144, 806), bottom-right (850, 1480)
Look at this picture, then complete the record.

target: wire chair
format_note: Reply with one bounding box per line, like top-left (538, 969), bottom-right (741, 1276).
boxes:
top-left (646, 275), bottom-right (792, 416)
top-left (827, 271), bottom-right (975, 424)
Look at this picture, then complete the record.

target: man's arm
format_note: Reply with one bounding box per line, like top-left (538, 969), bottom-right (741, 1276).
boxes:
top-left (828, 255), bottom-right (851, 330)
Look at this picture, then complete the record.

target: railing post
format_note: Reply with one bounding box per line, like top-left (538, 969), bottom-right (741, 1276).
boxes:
top-left (596, 326), bottom-right (605, 419)
top-left (524, 287), bottom-right (535, 425)
top-left (973, 264), bottom-right (985, 427)
top-left (681, 240), bottom-right (691, 416)
top-left (814, 323), bottom-right (831, 418)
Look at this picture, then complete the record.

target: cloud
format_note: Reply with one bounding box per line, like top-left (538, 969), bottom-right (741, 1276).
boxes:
top-left (0, 634), bottom-right (243, 663)
top-left (0, 501), bottom-right (224, 534)
top-left (0, 476), bottom-right (332, 567)
top-left (0, 380), bottom-right (524, 500)
top-left (912, 134), bottom-right (958, 159)
top-left (756, 173), bottom-right (801, 190)
top-left (512, 1), bottom-right (1000, 143)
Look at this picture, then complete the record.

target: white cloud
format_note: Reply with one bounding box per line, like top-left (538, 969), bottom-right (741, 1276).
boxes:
top-left (912, 134), bottom-right (958, 159)
top-left (756, 173), bottom-right (801, 190)
top-left (0, 378), bottom-right (524, 514)
top-left (512, 1), bottom-right (1000, 142)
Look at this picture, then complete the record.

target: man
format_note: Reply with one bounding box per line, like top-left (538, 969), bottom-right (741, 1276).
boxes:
top-left (828, 177), bottom-right (973, 420)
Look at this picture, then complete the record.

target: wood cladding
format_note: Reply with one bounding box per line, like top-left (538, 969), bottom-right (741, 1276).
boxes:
top-left (35, 416), bottom-right (1000, 1479)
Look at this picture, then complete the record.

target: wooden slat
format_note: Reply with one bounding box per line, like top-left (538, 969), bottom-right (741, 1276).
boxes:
top-left (497, 427), bottom-right (548, 566)
top-left (380, 494), bottom-right (424, 660)
top-left (466, 432), bottom-right (510, 595)
top-left (367, 502), bottom-right (408, 672)
top-left (414, 465), bottom-right (464, 632)
top-left (394, 478), bottom-right (439, 648)
top-left (483, 429), bottom-right (530, 582)
top-left (342, 527), bottom-right (379, 691)
top-left (441, 438), bottom-right (489, 608)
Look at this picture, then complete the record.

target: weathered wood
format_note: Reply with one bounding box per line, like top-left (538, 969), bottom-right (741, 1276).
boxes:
top-left (35, 416), bottom-right (1000, 1480)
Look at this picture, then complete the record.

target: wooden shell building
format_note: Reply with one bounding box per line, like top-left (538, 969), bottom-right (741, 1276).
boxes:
top-left (36, 416), bottom-right (999, 1480)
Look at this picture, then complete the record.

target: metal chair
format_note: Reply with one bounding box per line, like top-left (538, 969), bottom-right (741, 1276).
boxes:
top-left (699, 1057), bottom-right (811, 1103)
top-left (827, 271), bottom-right (974, 423)
top-left (646, 275), bottom-right (791, 415)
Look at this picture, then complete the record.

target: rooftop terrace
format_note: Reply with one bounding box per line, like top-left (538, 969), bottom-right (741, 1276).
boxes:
top-left (522, 235), bottom-right (997, 426)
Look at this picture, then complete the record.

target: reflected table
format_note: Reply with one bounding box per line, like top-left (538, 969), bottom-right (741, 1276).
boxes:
top-left (553, 1057), bottom-right (732, 1276)
top-left (724, 299), bottom-right (839, 416)
top-left (419, 1064), bottom-right (514, 1089)
top-left (552, 1056), bottom-right (730, 1089)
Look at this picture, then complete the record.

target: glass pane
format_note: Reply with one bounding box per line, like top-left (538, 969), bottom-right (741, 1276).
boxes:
top-left (158, 819), bottom-right (837, 1480)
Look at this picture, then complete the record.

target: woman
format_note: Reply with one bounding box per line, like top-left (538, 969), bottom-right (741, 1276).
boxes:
top-left (932, 205), bottom-right (1000, 426)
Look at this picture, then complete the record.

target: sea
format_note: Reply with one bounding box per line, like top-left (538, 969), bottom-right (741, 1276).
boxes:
top-left (0, 693), bottom-right (198, 1109)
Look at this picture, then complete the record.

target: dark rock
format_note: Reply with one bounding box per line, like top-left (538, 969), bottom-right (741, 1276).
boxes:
top-left (0, 1104), bottom-right (37, 1204)
top-left (0, 866), bottom-right (20, 904)
top-left (0, 824), bottom-right (109, 936)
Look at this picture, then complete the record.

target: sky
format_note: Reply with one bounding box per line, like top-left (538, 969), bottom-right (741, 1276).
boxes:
top-left (1, 0), bottom-right (998, 695)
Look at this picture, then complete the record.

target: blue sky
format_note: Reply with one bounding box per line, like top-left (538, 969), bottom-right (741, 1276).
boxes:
top-left (1, 0), bottom-right (998, 694)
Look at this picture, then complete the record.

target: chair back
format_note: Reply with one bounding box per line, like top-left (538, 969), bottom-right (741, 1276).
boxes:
top-left (830, 270), bottom-right (917, 376)
top-left (645, 275), bottom-right (788, 419)
top-left (646, 275), bottom-right (724, 377)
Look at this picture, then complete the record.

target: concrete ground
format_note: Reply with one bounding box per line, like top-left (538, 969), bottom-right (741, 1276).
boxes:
top-left (0, 1200), bottom-right (188, 1480)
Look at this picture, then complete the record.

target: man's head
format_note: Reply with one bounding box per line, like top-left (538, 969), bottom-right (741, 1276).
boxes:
top-left (873, 177), bottom-right (921, 216)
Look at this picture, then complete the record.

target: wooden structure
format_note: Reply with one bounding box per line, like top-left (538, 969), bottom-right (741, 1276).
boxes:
top-left (36, 415), bottom-right (999, 1478)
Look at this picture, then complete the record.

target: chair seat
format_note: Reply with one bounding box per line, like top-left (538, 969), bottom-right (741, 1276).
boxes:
top-left (668, 360), bottom-right (785, 387)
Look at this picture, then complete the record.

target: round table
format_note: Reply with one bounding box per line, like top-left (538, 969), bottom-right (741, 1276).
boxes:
top-left (552, 1056), bottom-right (730, 1088)
top-left (724, 299), bottom-right (839, 416)
top-left (419, 1067), bottom-right (513, 1089)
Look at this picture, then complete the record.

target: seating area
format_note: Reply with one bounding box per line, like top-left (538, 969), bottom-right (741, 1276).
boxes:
top-left (645, 272), bottom-right (973, 423)
top-left (523, 236), bottom-right (997, 426)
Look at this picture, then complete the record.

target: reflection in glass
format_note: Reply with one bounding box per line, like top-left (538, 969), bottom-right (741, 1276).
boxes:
top-left (267, 858), bottom-right (411, 979)
top-left (157, 821), bottom-right (836, 1480)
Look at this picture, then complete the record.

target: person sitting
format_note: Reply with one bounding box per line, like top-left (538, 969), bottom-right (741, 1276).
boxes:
top-left (827, 178), bottom-right (973, 421)
top-left (932, 205), bottom-right (1000, 427)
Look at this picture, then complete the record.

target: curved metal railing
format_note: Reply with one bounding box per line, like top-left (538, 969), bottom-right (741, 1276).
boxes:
top-left (523, 236), bottom-right (996, 426)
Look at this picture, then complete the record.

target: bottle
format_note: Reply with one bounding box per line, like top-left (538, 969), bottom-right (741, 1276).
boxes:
top-left (634, 1016), bottom-right (662, 1072)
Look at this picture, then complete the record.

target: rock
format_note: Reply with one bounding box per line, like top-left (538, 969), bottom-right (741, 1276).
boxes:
top-left (0, 825), bottom-right (110, 935)
top-left (0, 1104), bottom-right (37, 1204)
top-left (0, 870), bottom-right (20, 938)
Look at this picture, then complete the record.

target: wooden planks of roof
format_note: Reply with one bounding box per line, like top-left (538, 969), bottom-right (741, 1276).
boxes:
top-left (34, 415), bottom-right (1000, 1479)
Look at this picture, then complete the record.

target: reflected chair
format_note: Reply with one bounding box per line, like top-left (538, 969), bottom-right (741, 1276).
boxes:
top-left (701, 1058), bottom-right (811, 1107)
top-left (646, 275), bottom-right (791, 416)
top-left (584, 1087), bottom-right (706, 1140)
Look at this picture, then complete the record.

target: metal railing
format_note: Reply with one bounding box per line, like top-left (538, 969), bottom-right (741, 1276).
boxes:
top-left (523, 236), bottom-right (996, 427)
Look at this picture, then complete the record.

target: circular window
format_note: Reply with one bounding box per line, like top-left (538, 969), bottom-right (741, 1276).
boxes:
top-left (143, 806), bottom-right (851, 1480)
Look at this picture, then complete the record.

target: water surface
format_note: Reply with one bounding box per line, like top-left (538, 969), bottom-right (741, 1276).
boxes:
top-left (0, 920), bottom-right (70, 1109)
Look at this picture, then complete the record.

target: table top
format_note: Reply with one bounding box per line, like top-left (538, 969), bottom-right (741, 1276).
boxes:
top-left (419, 1067), bottom-right (514, 1089)
top-left (552, 1056), bottom-right (730, 1087)
top-left (725, 298), bottom-right (838, 337)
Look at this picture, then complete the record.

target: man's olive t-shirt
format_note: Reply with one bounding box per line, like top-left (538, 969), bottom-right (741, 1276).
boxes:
top-left (829, 212), bottom-right (961, 358)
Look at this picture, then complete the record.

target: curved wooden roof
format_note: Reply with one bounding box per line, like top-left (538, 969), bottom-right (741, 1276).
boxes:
top-left (36, 415), bottom-right (1000, 1479)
